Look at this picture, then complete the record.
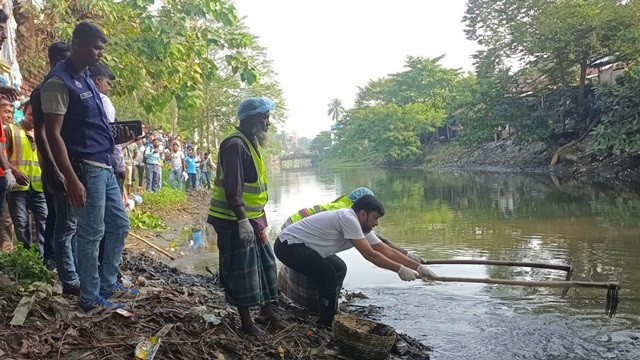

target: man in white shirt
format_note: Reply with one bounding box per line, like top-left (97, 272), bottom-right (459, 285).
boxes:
top-left (88, 63), bottom-right (126, 192)
top-left (275, 194), bottom-right (436, 327)
top-left (168, 143), bottom-right (185, 190)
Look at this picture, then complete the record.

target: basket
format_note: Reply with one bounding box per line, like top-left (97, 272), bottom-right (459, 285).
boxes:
top-left (332, 313), bottom-right (396, 360)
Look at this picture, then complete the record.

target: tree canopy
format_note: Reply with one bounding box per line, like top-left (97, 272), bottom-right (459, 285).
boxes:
top-left (16, 0), bottom-right (286, 152)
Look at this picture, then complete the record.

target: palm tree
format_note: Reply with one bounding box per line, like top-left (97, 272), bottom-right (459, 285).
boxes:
top-left (327, 98), bottom-right (345, 123)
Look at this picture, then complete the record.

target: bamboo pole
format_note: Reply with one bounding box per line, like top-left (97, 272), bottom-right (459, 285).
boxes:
top-left (128, 232), bottom-right (176, 260)
top-left (422, 259), bottom-right (572, 273)
top-left (419, 275), bottom-right (618, 289)
top-left (418, 275), bottom-right (621, 317)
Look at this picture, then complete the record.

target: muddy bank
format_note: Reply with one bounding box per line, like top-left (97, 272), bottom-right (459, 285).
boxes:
top-left (0, 251), bottom-right (430, 359)
top-left (423, 139), bottom-right (640, 185)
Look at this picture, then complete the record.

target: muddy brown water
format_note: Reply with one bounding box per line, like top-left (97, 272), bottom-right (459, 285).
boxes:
top-left (177, 168), bottom-right (640, 360)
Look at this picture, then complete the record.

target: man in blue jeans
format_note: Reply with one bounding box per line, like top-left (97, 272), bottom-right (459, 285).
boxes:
top-left (168, 142), bottom-right (185, 190)
top-left (31, 41), bottom-right (78, 290)
top-left (144, 138), bottom-right (161, 192)
top-left (4, 100), bottom-right (48, 255)
top-left (43, 22), bottom-right (137, 314)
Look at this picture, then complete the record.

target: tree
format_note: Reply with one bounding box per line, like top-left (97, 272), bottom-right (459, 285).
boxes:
top-left (590, 66), bottom-right (640, 156)
top-left (17, 0), bottom-right (261, 117)
top-left (310, 131), bottom-right (332, 155)
top-left (464, 0), bottom-right (638, 125)
top-left (327, 98), bottom-right (345, 123)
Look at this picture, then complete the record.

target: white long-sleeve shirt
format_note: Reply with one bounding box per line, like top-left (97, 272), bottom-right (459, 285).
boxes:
top-left (100, 93), bottom-right (125, 172)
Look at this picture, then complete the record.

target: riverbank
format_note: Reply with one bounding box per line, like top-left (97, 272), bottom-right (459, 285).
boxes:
top-left (0, 190), bottom-right (430, 359)
top-left (422, 138), bottom-right (640, 185)
top-left (0, 250), bottom-right (430, 359)
top-left (318, 137), bottom-right (640, 185)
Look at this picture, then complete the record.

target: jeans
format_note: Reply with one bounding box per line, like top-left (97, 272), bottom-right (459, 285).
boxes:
top-left (195, 168), bottom-right (201, 188)
top-left (201, 171), bottom-right (211, 189)
top-left (43, 187), bottom-right (56, 263)
top-left (169, 168), bottom-right (183, 190)
top-left (145, 164), bottom-right (160, 192)
top-left (0, 177), bottom-right (5, 249)
top-left (186, 173), bottom-right (196, 190)
top-left (136, 164), bottom-right (145, 187)
top-left (7, 188), bottom-right (48, 256)
top-left (53, 191), bottom-right (79, 289)
top-left (0, 199), bottom-right (13, 248)
top-left (75, 163), bottom-right (130, 303)
top-left (0, 177), bottom-right (5, 219)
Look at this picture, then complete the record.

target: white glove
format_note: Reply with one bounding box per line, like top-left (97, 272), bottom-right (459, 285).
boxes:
top-left (237, 218), bottom-right (256, 247)
top-left (4, 169), bottom-right (16, 189)
top-left (397, 265), bottom-right (417, 281)
top-left (417, 265), bottom-right (437, 280)
top-left (407, 252), bottom-right (424, 263)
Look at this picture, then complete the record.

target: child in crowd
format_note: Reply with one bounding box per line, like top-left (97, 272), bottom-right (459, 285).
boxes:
top-left (201, 151), bottom-right (213, 189)
top-left (185, 149), bottom-right (197, 190)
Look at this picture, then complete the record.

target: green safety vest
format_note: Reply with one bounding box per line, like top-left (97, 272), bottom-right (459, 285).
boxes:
top-left (8, 123), bottom-right (42, 192)
top-left (280, 195), bottom-right (353, 230)
top-left (209, 131), bottom-right (268, 220)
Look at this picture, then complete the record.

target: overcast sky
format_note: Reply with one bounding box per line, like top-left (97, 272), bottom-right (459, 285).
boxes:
top-left (233, 0), bottom-right (479, 139)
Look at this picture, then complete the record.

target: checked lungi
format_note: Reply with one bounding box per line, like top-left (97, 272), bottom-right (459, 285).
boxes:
top-left (278, 265), bottom-right (321, 312)
top-left (213, 223), bottom-right (278, 307)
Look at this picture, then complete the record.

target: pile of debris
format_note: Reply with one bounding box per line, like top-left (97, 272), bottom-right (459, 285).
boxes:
top-left (0, 251), bottom-right (430, 359)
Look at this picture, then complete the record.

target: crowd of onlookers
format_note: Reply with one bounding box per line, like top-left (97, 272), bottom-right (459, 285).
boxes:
top-left (0, 18), bottom-right (215, 314)
top-left (128, 130), bottom-right (216, 196)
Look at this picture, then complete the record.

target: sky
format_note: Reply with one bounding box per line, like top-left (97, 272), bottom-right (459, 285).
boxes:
top-left (232, 0), bottom-right (479, 139)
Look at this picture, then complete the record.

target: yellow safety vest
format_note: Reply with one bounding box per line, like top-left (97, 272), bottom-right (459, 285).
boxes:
top-left (209, 131), bottom-right (268, 220)
top-left (8, 123), bottom-right (42, 192)
top-left (280, 195), bottom-right (353, 230)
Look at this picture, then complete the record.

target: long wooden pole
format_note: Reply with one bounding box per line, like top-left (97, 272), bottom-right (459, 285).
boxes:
top-left (422, 259), bottom-right (572, 273)
top-left (128, 232), bottom-right (176, 260)
top-left (419, 275), bottom-right (618, 289)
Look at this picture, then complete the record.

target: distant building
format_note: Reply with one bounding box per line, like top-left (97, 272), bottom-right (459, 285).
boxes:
top-left (586, 56), bottom-right (626, 84)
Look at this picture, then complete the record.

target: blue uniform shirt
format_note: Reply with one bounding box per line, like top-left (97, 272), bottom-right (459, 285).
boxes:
top-left (42, 59), bottom-right (114, 165)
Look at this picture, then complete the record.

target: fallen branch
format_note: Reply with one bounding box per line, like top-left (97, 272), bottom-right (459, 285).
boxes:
top-left (128, 232), bottom-right (176, 260)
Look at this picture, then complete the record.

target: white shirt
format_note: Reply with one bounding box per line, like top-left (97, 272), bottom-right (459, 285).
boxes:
top-left (170, 150), bottom-right (185, 170)
top-left (278, 208), bottom-right (381, 258)
top-left (100, 93), bottom-right (125, 172)
top-left (100, 93), bottom-right (116, 123)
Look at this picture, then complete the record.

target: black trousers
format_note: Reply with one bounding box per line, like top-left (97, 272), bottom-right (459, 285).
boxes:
top-left (136, 165), bottom-right (145, 187)
top-left (274, 238), bottom-right (347, 325)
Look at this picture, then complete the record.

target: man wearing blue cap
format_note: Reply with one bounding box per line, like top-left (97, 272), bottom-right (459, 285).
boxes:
top-left (209, 97), bottom-right (281, 337)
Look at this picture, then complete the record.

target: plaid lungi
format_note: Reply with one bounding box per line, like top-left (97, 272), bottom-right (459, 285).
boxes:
top-left (214, 224), bottom-right (278, 307)
top-left (278, 265), bottom-right (320, 312)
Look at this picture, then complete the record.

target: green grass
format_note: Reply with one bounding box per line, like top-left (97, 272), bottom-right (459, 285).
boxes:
top-left (129, 209), bottom-right (167, 230)
top-left (0, 244), bottom-right (55, 288)
top-left (141, 186), bottom-right (187, 208)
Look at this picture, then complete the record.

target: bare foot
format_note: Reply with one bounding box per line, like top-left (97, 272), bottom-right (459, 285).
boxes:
top-left (255, 314), bottom-right (286, 330)
top-left (240, 324), bottom-right (268, 340)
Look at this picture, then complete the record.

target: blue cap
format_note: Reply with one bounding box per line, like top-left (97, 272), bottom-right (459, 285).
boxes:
top-left (237, 97), bottom-right (276, 121)
top-left (348, 187), bottom-right (374, 202)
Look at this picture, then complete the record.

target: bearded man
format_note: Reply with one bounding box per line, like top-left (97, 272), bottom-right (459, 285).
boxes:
top-left (208, 97), bottom-right (281, 338)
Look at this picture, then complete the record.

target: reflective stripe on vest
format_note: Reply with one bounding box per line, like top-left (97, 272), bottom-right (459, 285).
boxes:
top-left (9, 123), bottom-right (42, 192)
top-left (209, 131), bottom-right (268, 220)
top-left (280, 195), bottom-right (353, 230)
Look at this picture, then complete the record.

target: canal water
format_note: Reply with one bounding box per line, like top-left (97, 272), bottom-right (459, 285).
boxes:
top-left (189, 168), bottom-right (640, 359)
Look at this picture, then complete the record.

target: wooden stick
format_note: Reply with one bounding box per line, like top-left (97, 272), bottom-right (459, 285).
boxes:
top-left (422, 259), bottom-right (572, 273)
top-left (128, 232), bottom-right (176, 260)
top-left (420, 275), bottom-right (619, 289)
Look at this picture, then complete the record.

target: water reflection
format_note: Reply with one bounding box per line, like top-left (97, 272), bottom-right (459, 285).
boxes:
top-left (265, 168), bottom-right (640, 360)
